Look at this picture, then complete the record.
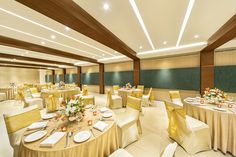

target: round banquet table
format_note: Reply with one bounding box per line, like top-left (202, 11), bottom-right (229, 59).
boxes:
top-left (19, 108), bottom-right (119, 157)
top-left (41, 88), bottom-right (81, 99)
top-left (118, 88), bottom-right (142, 107)
top-left (184, 99), bottom-right (236, 156)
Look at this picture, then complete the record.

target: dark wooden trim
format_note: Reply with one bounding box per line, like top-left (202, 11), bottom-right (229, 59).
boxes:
top-left (133, 59), bottom-right (140, 86)
top-left (0, 64), bottom-right (48, 70)
top-left (99, 64), bottom-right (104, 94)
top-left (202, 14), bottom-right (236, 51)
top-left (62, 68), bottom-right (66, 82)
top-left (0, 53), bottom-right (74, 66)
top-left (0, 60), bottom-right (58, 68)
top-left (16, 0), bottom-right (139, 60)
top-left (0, 35), bottom-right (98, 63)
top-left (77, 66), bottom-right (82, 88)
top-left (52, 70), bottom-right (55, 84)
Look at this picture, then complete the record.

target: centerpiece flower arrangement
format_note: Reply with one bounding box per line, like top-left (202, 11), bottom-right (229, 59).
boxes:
top-left (125, 82), bottom-right (132, 89)
top-left (59, 81), bottom-right (65, 89)
top-left (60, 96), bottom-right (85, 122)
top-left (203, 88), bottom-right (227, 103)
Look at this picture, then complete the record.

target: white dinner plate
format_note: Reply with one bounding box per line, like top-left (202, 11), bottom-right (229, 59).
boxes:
top-left (213, 107), bottom-right (227, 112)
top-left (85, 104), bottom-right (93, 109)
top-left (99, 107), bottom-right (109, 113)
top-left (102, 112), bottom-right (113, 118)
top-left (74, 131), bottom-right (91, 143)
top-left (24, 130), bottom-right (47, 143)
top-left (42, 113), bottom-right (56, 120)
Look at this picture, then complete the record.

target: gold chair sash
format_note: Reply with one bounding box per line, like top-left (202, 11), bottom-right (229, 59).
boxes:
top-left (127, 96), bottom-right (141, 111)
top-left (29, 88), bottom-right (38, 94)
top-left (107, 89), bottom-right (113, 108)
top-left (46, 95), bottom-right (57, 113)
top-left (4, 107), bottom-right (41, 134)
top-left (169, 91), bottom-right (181, 99)
top-left (137, 85), bottom-right (144, 91)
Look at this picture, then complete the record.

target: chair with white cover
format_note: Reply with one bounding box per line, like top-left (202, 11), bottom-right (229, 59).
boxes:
top-left (141, 87), bottom-right (152, 107)
top-left (116, 96), bottom-right (142, 148)
top-left (75, 85), bottom-right (95, 105)
top-left (18, 90), bottom-right (43, 109)
top-left (109, 142), bottom-right (177, 157)
top-left (0, 92), bottom-right (6, 101)
top-left (107, 89), bottom-right (122, 109)
top-left (3, 105), bottom-right (41, 157)
top-left (137, 85), bottom-right (144, 93)
top-left (109, 149), bottom-right (133, 157)
top-left (29, 87), bottom-right (41, 98)
top-left (169, 91), bottom-right (183, 106)
top-left (113, 85), bottom-right (120, 95)
top-left (164, 101), bottom-right (211, 154)
top-left (160, 142), bottom-right (178, 157)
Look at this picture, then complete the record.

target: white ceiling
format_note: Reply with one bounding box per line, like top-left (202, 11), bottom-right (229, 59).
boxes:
top-left (0, 0), bottom-right (235, 66)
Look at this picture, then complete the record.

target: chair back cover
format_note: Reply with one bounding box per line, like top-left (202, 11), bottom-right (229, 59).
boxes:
top-left (106, 89), bottom-right (113, 107)
top-left (164, 101), bottom-right (190, 143)
top-left (169, 91), bottom-right (183, 106)
top-left (82, 85), bottom-right (88, 96)
top-left (4, 105), bottom-right (41, 134)
top-left (30, 87), bottom-right (38, 94)
top-left (46, 94), bottom-right (58, 112)
top-left (137, 85), bottom-right (144, 91)
top-left (160, 142), bottom-right (178, 157)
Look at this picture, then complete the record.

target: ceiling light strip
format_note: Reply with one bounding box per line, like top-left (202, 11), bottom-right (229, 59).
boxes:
top-left (98, 55), bottom-right (126, 62)
top-left (138, 42), bottom-right (207, 55)
top-left (129, 0), bottom-right (155, 50)
top-left (176, 0), bottom-right (195, 47)
top-left (0, 8), bottom-right (115, 56)
top-left (0, 25), bottom-right (102, 57)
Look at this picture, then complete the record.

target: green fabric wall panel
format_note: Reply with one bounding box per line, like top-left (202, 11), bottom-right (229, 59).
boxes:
top-left (45, 75), bottom-right (52, 83)
top-left (65, 74), bottom-right (78, 84)
top-left (215, 66), bottom-right (236, 92)
top-left (140, 68), bottom-right (200, 90)
top-left (54, 74), bottom-right (63, 83)
top-left (104, 71), bottom-right (134, 86)
top-left (81, 73), bottom-right (99, 85)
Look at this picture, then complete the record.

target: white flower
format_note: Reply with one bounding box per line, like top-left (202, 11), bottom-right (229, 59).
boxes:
top-left (70, 106), bottom-right (76, 113)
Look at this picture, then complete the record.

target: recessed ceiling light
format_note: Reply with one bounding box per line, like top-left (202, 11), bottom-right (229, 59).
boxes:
top-left (41, 41), bottom-right (45, 45)
top-left (50, 35), bottom-right (56, 39)
top-left (102, 53), bottom-right (105, 56)
top-left (65, 27), bottom-right (70, 31)
top-left (194, 34), bottom-right (199, 38)
top-left (163, 41), bottom-right (167, 45)
top-left (139, 46), bottom-right (143, 49)
top-left (114, 51), bottom-right (118, 54)
top-left (103, 3), bottom-right (110, 10)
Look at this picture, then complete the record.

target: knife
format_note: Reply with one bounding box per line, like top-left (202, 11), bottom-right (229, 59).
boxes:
top-left (64, 132), bottom-right (69, 148)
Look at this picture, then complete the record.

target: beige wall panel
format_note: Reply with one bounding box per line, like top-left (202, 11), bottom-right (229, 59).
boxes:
top-left (66, 68), bottom-right (77, 74)
top-left (46, 70), bottom-right (52, 75)
top-left (141, 54), bottom-right (200, 70)
top-left (0, 67), bottom-right (39, 87)
top-left (215, 50), bottom-right (236, 66)
top-left (82, 65), bottom-right (99, 73)
top-left (105, 61), bottom-right (133, 72)
top-left (55, 69), bottom-right (63, 74)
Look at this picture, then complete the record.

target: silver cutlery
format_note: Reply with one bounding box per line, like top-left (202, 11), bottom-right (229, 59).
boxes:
top-left (24, 126), bottom-right (47, 136)
top-left (64, 132), bottom-right (69, 148)
top-left (68, 131), bottom-right (73, 147)
top-left (90, 128), bottom-right (95, 137)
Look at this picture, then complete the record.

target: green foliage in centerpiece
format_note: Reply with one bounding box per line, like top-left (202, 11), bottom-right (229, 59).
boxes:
top-left (203, 88), bottom-right (227, 102)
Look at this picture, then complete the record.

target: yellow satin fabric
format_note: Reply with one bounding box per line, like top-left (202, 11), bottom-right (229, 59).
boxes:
top-left (29, 88), bottom-right (38, 94)
top-left (4, 108), bottom-right (41, 134)
top-left (107, 90), bottom-right (113, 108)
top-left (46, 95), bottom-right (58, 113)
top-left (18, 91), bottom-right (29, 108)
top-left (113, 85), bottom-right (120, 91)
top-left (169, 91), bottom-right (181, 99)
top-left (137, 85), bottom-right (144, 91)
top-left (127, 96), bottom-right (141, 111)
top-left (165, 101), bottom-right (190, 142)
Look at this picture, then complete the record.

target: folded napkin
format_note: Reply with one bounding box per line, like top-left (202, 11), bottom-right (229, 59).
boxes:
top-left (99, 107), bottom-right (109, 113)
top-left (93, 121), bottom-right (109, 132)
top-left (40, 132), bottom-right (66, 147)
top-left (229, 108), bottom-right (236, 113)
top-left (27, 121), bottom-right (48, 130)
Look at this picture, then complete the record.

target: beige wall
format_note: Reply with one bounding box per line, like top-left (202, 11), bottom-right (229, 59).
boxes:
top-left (0, 67), bottom-right (40, 88)
top-left (215, 49), bottom-right (236, 66)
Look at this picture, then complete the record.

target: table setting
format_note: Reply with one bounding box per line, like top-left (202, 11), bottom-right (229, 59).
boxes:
top-left (18, 97), bottom-right (119, 157)
top-left (184, 88), bottom-right (236, 156)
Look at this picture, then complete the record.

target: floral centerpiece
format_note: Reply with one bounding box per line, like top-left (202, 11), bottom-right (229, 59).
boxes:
top-left (125, 82), bottom-right (132, 89)
top-left (59, 81), bottom-right (65, 89)
top-left (60, 96), bottom-right (85, 122)
top-left (203, 88), bottom-right (227, 103)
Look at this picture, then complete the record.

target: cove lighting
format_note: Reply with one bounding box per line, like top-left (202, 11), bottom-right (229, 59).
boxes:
top-left (98, 55), bottom-right (126, 62)
top-left (74, 61), bottom-right (89, 65)
top-left (0, 25), bottom-right (98, 57)
top-left (138, 42), bottom-right (207, 55)
top-left (0, 8), bottom-right (114, 56)
top-left (129, 0), bottom-right (155, 50)
top-left (176, 0), bottom-right (195, 46)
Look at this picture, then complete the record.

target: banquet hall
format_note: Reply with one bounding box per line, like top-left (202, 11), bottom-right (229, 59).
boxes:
top-left (0, 0), bottom-right (236, 157)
